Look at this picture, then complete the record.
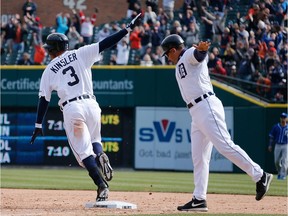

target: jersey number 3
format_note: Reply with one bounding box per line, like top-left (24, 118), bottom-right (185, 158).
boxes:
top-left (62, 66), bottom-right (79, 86)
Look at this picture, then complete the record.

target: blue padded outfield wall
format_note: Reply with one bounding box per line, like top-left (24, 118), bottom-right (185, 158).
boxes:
top-left (1, 66), bottom-right (286, 173)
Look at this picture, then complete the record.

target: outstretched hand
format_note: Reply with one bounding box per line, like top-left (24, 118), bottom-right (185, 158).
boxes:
top-left (126, 13), bottom-right (141, 31)
top-left (30, 127), bottom-right (43, 144)
top-left (193, 41), bottom-right (211, 52)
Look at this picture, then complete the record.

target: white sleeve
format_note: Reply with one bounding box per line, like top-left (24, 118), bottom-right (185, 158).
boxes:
top-left (76, 43), bottom-right (101, 68)
top-left (38, 69), bottom-right (52, 102)
top-left (186, 47), bottom-right (209, 65)
top-left (186, 47), bottom-right (199, 65)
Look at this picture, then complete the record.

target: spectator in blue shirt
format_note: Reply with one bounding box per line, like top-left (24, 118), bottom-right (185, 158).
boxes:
top-left (268, 112), bottom-right (288, 180)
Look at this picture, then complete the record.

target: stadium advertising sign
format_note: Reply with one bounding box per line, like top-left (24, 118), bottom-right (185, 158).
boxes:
top-left (135, 107), bottom-right (233, 171)
top-left (0, 109), bottom-right (125, 166)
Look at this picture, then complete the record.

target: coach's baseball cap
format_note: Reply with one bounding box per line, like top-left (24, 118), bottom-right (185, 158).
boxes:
top-left (280, 113), bottom-right (287, 118)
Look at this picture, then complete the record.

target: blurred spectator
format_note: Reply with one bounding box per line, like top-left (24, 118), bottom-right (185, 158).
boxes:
top-left (110, 22), bottom-right (121, 50)
top-left (223, 44), bottom-right (237, 76)
top-left (258, 40), bottom-right (268, 59)
top-left (119, 23), bottom-right (130, 44)
top-left (2, 17), bottom-right (17, 54)
top-left (150, 25), bottom-right (162, 51)
top-left (22, 0), bottom-right (37, 17)
top-left (74, 36), bottom-right (86, 49)
top-left (209, 0), bottom-right (227, 12)
top-left (55, 13), bottom-right (69, 34)
top-left (248, 30), bottom-right (258, 50)
top-left (143, 5), bottom-right (157, 26)
top-left (109, 54), bottom-right (117, 65)
top-left (12, 21), bottom-right (28, 54)
top-left (140, 52), bottom-right (153, 66)
top-left (245, 3), bottom-right (261, 31)
top-left (64, 13), bottom-right (72, 35)
top-left (269, 60), bottom-right (286, 101)
top-left (170, 20), bottom-right (183, 36)
top-left (219, 27), bottom-right (232, 55)
top-left (278, 40), bottom-right (288, 68)
top-left (33, 33), bottom-right (45, 65)
top-left (24, 14), bottom-right (43, 44)
top-left (116, 39), bottom-right (130, 65)
top-left (71, 9), bottom-right (81, 34)
top-left (156, 7), bottom-right (169, 22)
top-left (98, 24), bottom-right (111, 42)
top-left (256, 73), bottom-right (271, 97)
top-left (139, 23), bottom-right (152, 57)
top-left (230, 64), bottom-right (237, 77)
top-left (182, 0), bottom-right (197, 15)
top-left (264, 46), bottom-right (280, 74)
top-left (127, 0), bottom-right (141, 18)
top-left (208, 52), bottom-right (227, 75)
top-left (202, 7), bottom-right (228, 44)
top-left (151, 46), bottom-right (165, 65)
top-left (67, 26), bottom-right (82, 50)
top-left (201, 14), bottom-right (213, 41)
top-left (0, 23), bottom-right (5, 55)
top-left (79, 10), bottom-right (97, 44)
top-left (234, 40), bottom-right (247, 66)
top-left (146, 0), bottom-right (158, 14)
top-left (129, 26), bottom-right (141, 50)
top-left (17, 52), bottom-right (33, 65)
top-left (236, 23), bottom-right (250, 49)
top-left (238, 52), bottom-right (255, 81)
top-left (276, 0), bottom-right (288, 26)
top-left (248, 47), bottom-right (261, 73)
top-left (182, 21), bottom-right (200, 47)
top-left (162, 0), bottom-right (175, 20)
top-left (179, 9), bottom-right (196, 29)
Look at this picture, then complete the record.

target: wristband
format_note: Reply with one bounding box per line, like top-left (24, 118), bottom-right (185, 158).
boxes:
top-left (35, 123), bottom-right (42, 128)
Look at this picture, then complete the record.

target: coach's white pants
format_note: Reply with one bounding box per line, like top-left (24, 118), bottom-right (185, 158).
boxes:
top-left (189, 95), bottom-right (263, 200)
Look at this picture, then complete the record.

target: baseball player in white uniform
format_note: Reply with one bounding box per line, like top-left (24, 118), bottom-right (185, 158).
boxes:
top-left (30, 13), bottom-right (142, 201)
top-left (160, 34), bottom-right (273, 212)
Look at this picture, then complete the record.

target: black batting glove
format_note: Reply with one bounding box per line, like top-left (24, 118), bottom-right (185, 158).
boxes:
top-left (30, 124), bottom-right (44, 144)
top-left (126, 13), bottom-right (141, 32)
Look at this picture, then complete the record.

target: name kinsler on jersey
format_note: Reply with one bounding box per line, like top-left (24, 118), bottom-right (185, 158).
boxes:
top-left (50, 53), bottom-right (77, 73)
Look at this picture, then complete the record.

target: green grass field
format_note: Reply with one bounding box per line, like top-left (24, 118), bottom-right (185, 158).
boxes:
top-left (1, 167), bottom-right (287, 216)
top-left (1, 167), bottom-right (287, 196)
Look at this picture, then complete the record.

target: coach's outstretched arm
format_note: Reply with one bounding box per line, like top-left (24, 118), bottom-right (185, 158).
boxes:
top-left (193, 41), bottom-right (211, 62)
top-left (99, 13), bottom-right (141, 52)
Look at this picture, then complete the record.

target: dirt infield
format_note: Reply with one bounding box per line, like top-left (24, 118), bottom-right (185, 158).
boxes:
top-left (1, 189), bottom-right (287, 215)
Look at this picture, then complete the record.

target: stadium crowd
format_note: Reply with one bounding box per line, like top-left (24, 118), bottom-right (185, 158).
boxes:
top-left (1, 0), bottom-right (287, 102)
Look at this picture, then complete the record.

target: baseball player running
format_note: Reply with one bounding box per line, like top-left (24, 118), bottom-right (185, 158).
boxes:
top-left (30, 13), bottom-right (142, 201)
top-left (268, 112), bottom-right (288, 180)
top-left (160, 34), bottom-right (273, 212)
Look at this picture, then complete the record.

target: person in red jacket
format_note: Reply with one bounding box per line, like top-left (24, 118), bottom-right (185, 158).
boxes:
top-left (33, 32), bottom-right (46, 65)
top-left (129, 26), bottom-right (141, 49)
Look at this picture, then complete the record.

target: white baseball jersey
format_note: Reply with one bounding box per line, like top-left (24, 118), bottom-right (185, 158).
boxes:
top-left (175, 47), bottom-right (213, 104)
top-left (39, 43), bottom-right (100, 106)
top-left (175, 47), bottom-right (263, 200)
top-left (39, 43), bottom-right (102, 166)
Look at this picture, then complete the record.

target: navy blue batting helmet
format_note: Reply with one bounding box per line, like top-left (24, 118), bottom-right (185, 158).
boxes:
top-left (43, 33), bottom-right (69, 52)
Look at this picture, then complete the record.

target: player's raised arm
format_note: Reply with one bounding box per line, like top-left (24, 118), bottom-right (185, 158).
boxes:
top-left (99, 13), bottom-right (141, 52)
top-left (192, 41), bottom-right (211, 62)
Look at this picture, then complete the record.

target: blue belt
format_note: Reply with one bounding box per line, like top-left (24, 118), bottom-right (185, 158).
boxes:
top-left (187, 92), bottom-right (214, 109)
top-left (62, 94), bottom-right (94, 107)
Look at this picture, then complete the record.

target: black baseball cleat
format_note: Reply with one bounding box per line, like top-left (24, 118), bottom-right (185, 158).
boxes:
top-left (97, 152), bottom-right (113, 181)
top-left (255, 172), bottom-right (273, 201)
top-left (96, 184), bottom-right (109, 202)
top-left (177, 197), bottom-right (208, 212)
